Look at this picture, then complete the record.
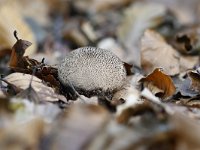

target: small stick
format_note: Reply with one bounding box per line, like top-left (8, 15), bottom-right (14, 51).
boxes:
top-left (14, 30), bottom-right (19, 41)
top-left (67, 79), bottom-right (86, 103)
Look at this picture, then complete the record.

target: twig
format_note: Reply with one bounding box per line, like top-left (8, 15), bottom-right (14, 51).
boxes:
top-left (41, 58), bottom-right (45, 64)
top-left (28, 67), bottom-right (37, 88)
top-left (67, 79), bottom-right (86, 103)
top-left (14, 30), bottom-right (19, 41)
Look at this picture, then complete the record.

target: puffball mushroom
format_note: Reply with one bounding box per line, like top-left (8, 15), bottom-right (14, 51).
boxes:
top-left (58, 46), bottom-right (127, 99)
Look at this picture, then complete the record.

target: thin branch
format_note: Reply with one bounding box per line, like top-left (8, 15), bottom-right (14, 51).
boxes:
top-left (67, 79), bottom-right (86, 103)
top-left (14, 30), bottom-right (19, 41)
top-left (41, 58), bottom-right (45, 64)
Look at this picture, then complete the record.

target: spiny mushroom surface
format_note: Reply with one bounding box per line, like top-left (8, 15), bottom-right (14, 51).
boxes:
top-left (58, 47), bottom-right (127, 95)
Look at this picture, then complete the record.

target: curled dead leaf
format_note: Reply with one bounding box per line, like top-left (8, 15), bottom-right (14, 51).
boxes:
top-left (9, 31), bottom-right (32, 68)
top-left (139, 68), bottom-right (176, 99)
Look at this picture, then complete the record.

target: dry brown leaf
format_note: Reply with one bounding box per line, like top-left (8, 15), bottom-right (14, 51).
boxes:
top-left (188, 68), bottom-right (200, 92)
top-left (141, 29), bottom-right (180, 75)
top-left (140, 68), bottom-right (176, 99)
top-left (117, 2), bottom-right (177, 67)
top-left (8, 33), bottom-right (60, 90)
top-left (10, 54), bottom-right (60, 91)
top-left (9, 31), bottom-right (32, 68)
top-left (3, 73), bottom-right (67, 103)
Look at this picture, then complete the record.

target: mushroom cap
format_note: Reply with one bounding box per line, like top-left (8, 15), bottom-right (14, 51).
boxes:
top-left (58, 47), bottom-right (126, 92)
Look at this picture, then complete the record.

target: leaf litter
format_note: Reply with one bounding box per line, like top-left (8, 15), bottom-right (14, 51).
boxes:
top-left (0, 1), bottom-right (200, 150)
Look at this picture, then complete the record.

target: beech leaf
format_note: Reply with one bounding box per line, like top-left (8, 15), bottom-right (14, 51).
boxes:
top-left (139, 68), bottom-right (176, 99)
top-left (141, 29), bottom-right (180, 75)
top-left (3, 73), bottom-right (67, 103)
top-left (9, 31), bottom-right (32, 68)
